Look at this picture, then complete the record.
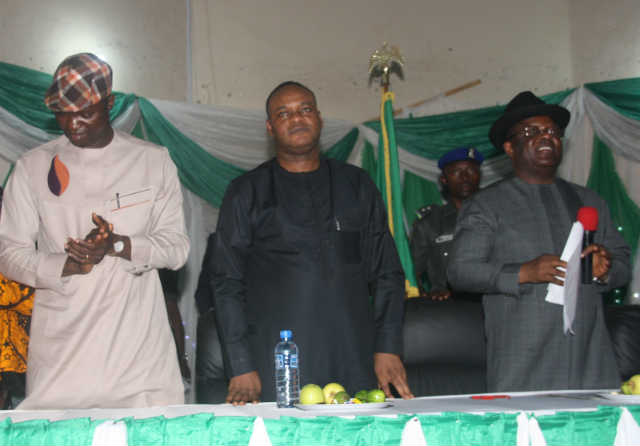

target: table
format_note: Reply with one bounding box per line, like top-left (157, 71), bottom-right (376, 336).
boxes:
top-left (0, 390), bottom-right (638, 445)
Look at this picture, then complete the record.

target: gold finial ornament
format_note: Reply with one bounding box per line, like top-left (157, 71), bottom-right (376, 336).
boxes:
top-left (368, 42), bottom-right (405, 89)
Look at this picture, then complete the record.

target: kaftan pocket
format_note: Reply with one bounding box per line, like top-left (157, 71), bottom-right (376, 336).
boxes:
top-left (333, 230), bottom-right (362, 265)
top-left (107, 187), bottom-right (153, 236)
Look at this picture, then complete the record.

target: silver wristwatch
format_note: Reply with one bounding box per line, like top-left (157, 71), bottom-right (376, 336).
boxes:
top-left (113, 240), bottom-right (125, 254)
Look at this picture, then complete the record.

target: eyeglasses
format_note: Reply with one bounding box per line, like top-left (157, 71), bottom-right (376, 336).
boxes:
top-left (507, 125), bottom-right (564, 140)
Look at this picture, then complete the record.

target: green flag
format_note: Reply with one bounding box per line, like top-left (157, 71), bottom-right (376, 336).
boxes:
top-left (375, 91), bottom-right (419, 298)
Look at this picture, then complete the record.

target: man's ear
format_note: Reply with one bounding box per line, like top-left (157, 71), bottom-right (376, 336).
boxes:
top-left (439, 173), bottom-right (447, 186)
top-left (266, 119), bottom-right (274, 137)
top-left (503, 141), bottom-right (514, 159)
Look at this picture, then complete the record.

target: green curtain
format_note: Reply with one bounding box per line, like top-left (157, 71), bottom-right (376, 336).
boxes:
top-left (325, 127), bottom-right (358, 162)
top-left (125, 414), bottom-right (255, 446)
top-left (0, 405), bottom-right (634, 445)
top-left (587, 135), bottom-right (640, 259)
top-left (1, 59), bottom-right (640, 278)
top-left (264, 414), bottom-right (411, 446)
top-left (403, 172), bottom-right (442, 229)
top-left (586, 78), bottom-right (640, 120)
top-left (0, 417), bottom-right (101, 446)
top-left (361, 89), bottom-right (575, 231)
top-left (363, 89), bottom-right (575, 161)
top-left (417, 411), bottom-right (518, 446)
top-left (137, 97), bottom-right (245, 208)
top-left (535, 406), bottom-right (620, 446)
top-left (0, 61), bottom-right (59, 132)
top-left (361, 141), bottom-right (377, 179)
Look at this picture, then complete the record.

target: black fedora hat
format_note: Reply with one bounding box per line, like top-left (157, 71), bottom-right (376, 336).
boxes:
top-left (488, 91), bottom-right (570, 150)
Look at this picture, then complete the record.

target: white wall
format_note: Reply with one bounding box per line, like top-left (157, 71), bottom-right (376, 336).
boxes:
top-left (1, 0), bottom-right (638, 123)
top-left (191, 0), bottom-right (574, 121)
top-left (570, 0), bottom-right (640, 85)
top-left (0, 0), bottom-right (187, 101)
top-left (0, 0), bottom-right (187, 180)
top-left (569, 0), bottom-right (640, 228)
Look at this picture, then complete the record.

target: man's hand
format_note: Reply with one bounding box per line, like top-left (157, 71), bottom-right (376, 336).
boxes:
top-left (61, 257), bottom-right (94, 277)
top-left (65, 213), bottom-right (114, 264)
top-left (179, 356), bottom-right (192, 383)
top-left (519, 254), bottom-right (567, 285)
top-left (226, 371), bottom-right (261, 405)
top-left (582, 244), bottom-right (612, 280)
top-left (374, 352), bottom-right (414, 400)
top-left (424, 289), bottom-right (451, 301)
top-left (86, 213), bottom-right (113, 241)
top-left (65, 237), bottom-right (109, 265)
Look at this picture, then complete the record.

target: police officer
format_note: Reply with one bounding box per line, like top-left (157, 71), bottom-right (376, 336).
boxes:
top-left (409, 147), bottom-right (483, 300)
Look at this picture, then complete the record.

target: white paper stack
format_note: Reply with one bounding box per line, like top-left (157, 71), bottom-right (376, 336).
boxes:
top-left (545, 221), bottom-right (584, 334)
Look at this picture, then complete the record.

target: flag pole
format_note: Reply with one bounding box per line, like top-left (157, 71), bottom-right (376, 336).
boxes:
top-left (368, 43), bottom-right (419, 298)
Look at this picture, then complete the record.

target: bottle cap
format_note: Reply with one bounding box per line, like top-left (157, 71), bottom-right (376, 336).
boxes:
top-left (280, 330), bottom-right (292, 340)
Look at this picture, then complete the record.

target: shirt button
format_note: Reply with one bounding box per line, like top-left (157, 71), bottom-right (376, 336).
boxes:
top-left (443, 252), bottom-right (448, 257)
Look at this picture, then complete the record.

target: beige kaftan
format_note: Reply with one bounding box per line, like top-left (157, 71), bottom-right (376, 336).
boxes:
top-left (0, 131), bottom-right (189, 409)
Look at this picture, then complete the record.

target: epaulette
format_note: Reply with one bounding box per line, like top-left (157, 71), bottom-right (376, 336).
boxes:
top-left (415, 205), bottom-right (433, 220)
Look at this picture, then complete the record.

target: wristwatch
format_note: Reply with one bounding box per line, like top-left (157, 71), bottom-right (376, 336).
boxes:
top-left (113, 240), bottom-right (125, 254)
top-left (592, 273), bottom-right (609, 285)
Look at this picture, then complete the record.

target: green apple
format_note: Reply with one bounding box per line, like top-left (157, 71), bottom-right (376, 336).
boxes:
top-left (367, 389), bottom-right (386, 403)
top-left (355, 390), bottom-right (369, 401)
top-left (322, 382), bottom-right (346, 404)
top-left (300, 384), bottom-right (324, 405)
top-left (628, 374), bottom-right (640, 395)
top-left (333, 391), bottom-right (350, 404)
top-left (621, 381), bottom-right (632, 395)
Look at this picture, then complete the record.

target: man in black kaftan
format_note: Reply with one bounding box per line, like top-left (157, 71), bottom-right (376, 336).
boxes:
top-left (212, 82), bottom-right (413, 404)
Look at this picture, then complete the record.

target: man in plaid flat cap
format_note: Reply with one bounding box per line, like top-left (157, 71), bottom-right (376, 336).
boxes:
top-left (0, 53), bottom-right (190, 409)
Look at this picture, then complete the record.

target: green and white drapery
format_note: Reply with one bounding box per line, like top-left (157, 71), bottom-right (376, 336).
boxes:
top-left (0, 405), bottom-right (639, 445)
top-left (2, 61), bottom-right (640, 402)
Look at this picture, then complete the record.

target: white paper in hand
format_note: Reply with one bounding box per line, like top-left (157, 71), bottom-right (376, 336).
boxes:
top-left (545, 222), bottom-right (583, 334)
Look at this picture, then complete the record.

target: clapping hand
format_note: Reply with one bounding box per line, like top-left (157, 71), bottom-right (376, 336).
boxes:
top-left (64, 213), bottom-right (114, 268)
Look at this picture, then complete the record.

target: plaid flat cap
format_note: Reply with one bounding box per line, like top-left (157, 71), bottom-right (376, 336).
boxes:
top-left (44, 53), bottom-right (112, 112)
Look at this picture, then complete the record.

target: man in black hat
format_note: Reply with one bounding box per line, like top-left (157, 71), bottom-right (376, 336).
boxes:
top-left (410, 146), bottom-right (483, 301)
top-left (447, 91), bottom-right (630, 392)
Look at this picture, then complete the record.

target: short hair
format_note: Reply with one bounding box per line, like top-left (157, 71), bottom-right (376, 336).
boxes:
top-left (265, 81), bottom-right (316, 118)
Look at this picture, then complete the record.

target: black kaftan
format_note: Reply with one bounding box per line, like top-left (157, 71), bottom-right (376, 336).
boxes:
top-left (212, 158), bottom-right (405, 401)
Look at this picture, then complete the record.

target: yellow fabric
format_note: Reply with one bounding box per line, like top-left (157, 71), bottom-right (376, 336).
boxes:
top-left (0, 273), bottom-right (33, 375)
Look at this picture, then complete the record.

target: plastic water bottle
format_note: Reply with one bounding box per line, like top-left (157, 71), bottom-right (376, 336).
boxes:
top-left (274, 329), bottom-right (300, 407)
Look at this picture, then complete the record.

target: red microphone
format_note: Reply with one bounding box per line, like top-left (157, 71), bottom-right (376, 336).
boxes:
top-left (577, 207), bottom-right (598, 284)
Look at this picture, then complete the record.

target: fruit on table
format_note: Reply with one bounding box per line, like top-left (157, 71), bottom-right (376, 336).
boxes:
top-left (300, 384), bottom-right (324, 404)
top-left (333, 391), bottom-right (350, 404)
top-left (621, 374), bottom-right (640, 395)
top-left (323, 382), bottom-right (346, 404)
top-left (367, 389), bottom-right (386, 403)
top-left (355, 390), bottom-right (369, 401)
